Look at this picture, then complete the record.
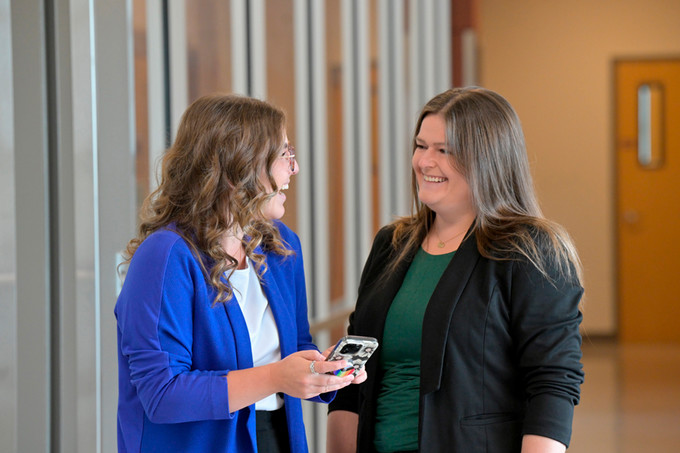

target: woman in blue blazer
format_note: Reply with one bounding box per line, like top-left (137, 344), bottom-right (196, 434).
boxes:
top-left (327, 87), bottom-right (584, 453)
top-left (116, 94), bottom-right (363, 453)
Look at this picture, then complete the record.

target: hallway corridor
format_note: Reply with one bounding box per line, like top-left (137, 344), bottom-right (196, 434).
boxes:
top-left (570, 340), bottom-right (680, 452)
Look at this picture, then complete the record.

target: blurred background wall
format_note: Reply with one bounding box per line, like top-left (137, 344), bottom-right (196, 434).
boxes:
top-left (479, 0), bottom-right (680, 335)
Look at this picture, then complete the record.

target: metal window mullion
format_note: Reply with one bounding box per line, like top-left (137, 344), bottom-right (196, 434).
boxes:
top-left (231, 0), bottom-right (249, 95)
top-left (0, 0), bottom-right (17, 447)
top-left (378, 0), bottom-right (409, 224)
top-left (378, 0), bottom-right (392, 226)
top-left (146, 1), bottom-right (166, 191)
top-left (68, 0), bottom-right (100, 450)
top-left (422, 0), bottom-right (436, 100)
top-left (48, 0), bottom-right (80, 451)
top-left (341, 0), bottom-right (357, 307)
top-left (87, 1), bottom-right (103, 450)
top-left (355, 0), bottom-right (372, 260)
top-left (409, 0), bottom-right (438, 115)
top-left (392, 1), bottom-right (410, 216)
top-left (310, 1), bottom-right (329, 321)
top-left (461, 28), bottom-right (477, 87)
top-left (293, 1), bottom-right (319, 450)
top-left (310, 3), bottom-right (330, 448)
top-left (249, 0), bottom-right (266, 99)
top-left (293, 0), bottom-right (313, 306)
top-left (408, 0), bottom-right (421, 124)
top-left (168, 0), bottom-right (188, 135)
top-left (91, 0), bottom-right (137, 450)
top-left (434, 0), bottom-right (451, 91)
top-left (11, 0), bottom-right (51, 450)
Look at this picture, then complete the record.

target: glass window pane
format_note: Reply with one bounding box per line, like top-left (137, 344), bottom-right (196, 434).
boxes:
top-left (186, 0), bottom-right (232, 101)
top-left (637, 82), bottom-right (665, 169)
top-left (326, 0), bottom-right (345, 306)
top-left (134, 1), bottom-right (233, 209)
top-left (266, 0), bottom-right (298, 231)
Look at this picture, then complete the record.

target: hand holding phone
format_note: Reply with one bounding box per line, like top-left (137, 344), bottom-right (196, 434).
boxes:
top-left (325, 335), bottom-right (378, 377)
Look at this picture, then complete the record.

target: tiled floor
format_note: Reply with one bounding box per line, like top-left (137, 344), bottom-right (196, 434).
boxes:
top-left (569, 340), bottom-right (680, 452)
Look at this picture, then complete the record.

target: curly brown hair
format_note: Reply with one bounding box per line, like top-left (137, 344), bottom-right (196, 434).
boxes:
top-left (390, 87), bottom-right (582, 285)
top-left (124, 94), bottom-right (293, 304)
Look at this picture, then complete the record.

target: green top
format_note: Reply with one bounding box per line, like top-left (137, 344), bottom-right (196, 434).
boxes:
top-left (373, 247), bottom-right (455, 452)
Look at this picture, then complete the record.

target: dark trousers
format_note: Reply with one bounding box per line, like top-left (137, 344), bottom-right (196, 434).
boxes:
top-left (256, 407), bottom-right (290, 453)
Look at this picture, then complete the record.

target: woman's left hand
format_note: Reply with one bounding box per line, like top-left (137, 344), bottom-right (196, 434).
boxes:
top-left (351, 366), bottom-right (367, 384)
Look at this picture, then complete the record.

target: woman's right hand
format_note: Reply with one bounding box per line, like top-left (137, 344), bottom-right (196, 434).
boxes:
top-left (272, 350), bottom-right (356, 399)
top-left (226, 349), bottom-right (355, 412)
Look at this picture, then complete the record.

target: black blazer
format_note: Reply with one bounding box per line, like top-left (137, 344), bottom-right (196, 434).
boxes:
top-left (329, 226), bottom-right (584, 453)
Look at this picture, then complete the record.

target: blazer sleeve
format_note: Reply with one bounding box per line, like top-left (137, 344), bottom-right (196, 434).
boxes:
top-left (510, 255), bottom-right (584, 447)
top-left (116, 234), bottom-right (232, 424)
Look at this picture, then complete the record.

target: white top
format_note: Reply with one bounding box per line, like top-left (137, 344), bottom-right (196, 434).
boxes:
top-left (229, 259), bottom-right (283, 410)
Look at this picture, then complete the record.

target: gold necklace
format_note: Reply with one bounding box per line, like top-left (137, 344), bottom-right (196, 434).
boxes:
top-left (434, 224), bottom-right (466, 248)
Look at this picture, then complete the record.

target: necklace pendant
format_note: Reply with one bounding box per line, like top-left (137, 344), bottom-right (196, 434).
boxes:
top-left (437, 241), bottom-right (445, 248)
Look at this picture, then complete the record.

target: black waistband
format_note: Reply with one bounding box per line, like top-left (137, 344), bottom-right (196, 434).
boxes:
top-left (256, 407), bottom-right (286, 425)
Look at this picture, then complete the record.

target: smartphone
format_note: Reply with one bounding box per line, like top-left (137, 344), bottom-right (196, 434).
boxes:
top-left (325, 335), bottom-right (379, 377)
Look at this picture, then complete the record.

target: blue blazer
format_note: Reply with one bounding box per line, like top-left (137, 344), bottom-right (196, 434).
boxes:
top-left (115, 221), bottom-right (331, 452)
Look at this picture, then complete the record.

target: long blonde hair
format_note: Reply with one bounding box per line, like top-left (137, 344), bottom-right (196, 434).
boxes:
top-left (390, 87), bottom-right (582, 284)
top-left (124, 94), bottom-right (293, 304)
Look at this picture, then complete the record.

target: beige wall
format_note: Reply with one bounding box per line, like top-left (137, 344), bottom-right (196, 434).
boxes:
top-left (478, 0), bottom-right (680, 335)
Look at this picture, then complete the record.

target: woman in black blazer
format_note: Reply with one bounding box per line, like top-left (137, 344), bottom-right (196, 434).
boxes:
top-left (327, 87), bottom-right (584, 453)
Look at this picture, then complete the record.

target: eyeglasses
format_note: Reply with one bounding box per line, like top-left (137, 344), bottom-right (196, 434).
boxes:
top-left (280, 144), bottom-right (296, 172)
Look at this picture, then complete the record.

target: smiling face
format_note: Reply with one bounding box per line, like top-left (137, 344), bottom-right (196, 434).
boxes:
top-left (412, 114), bottom-right (475, 221)
top-left (261, 135), bottom-right (298, 220)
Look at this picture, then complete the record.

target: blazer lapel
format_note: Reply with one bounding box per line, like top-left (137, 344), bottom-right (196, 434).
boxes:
top-left (222, 297), bottom-right (254, 369)
top-left (420, 232), bottom-right (480, 394)
top-left (256, 247), bottom-right (296, 358)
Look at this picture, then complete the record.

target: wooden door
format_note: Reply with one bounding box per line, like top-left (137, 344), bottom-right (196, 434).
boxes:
top-left (616, 59), bottom-right (680, 342)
